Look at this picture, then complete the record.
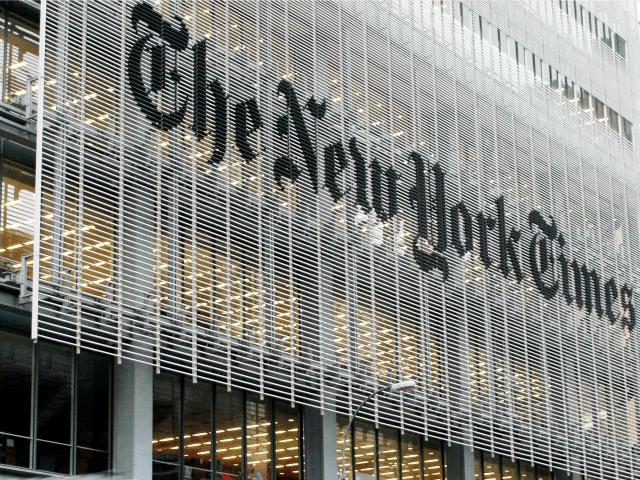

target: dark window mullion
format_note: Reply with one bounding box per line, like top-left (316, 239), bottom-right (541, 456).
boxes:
top-left (179, 377), bottom-right (185, 480)
top-left (298, 405), bottom-right (304, 480)
top-left (242, 390), bottom-right (248, 480)
top-left (70, 351), bottom-right (78, 475)
top-left (30, 340), bottom-right (38, 470)
top-left (397, 430), bottom-right (402, 480)
top-left (271, 399), bottom-right (276, 480)
top-left (375, 427), bottom-right (380, 480)
top-left (211, 384), bottom-right (216, 479)
top-left (419, 436), bottom-right (425, 480)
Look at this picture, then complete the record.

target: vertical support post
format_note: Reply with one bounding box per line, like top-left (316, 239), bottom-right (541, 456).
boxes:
top-left (445, 443), bottom-right (475, 480)
top-left (303, 406), bottom-right (338, 480)
top-left (113, 359), bottom-right (153, 480)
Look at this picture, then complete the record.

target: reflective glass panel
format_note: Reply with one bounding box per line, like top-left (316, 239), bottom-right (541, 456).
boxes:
top-left (4, 11), bottom-right (39, 104)
top-left (353, 420), bottom-right (376, 480)
top-left (378, 426), bottom-right (399, 480)
top-left (520, 460), bottom-right (535, 480)
top-left (216, 386), bottom-right (243, 480)
top-left (337, 415), bottom-right (352, 480)
top-left (37, 440), bottom-right (70, 474)
top-left (537, 465), bottom-right (552, 480)
top-left (76, 448), bottom-right (109, 474)
top-left (246, 393), bottom-right (271, 480)
top-left (275, 401), bottom-right (299, 480)
top-left (184, 381), bottom-right (213, 479)
top-left (0, 332), bottom-right (29, 468)
top-left (0, 332), bottom-right (32, 438)
top-left (400, 432), bottom-right (421, 480)
top-left (37, 341), bottom-right (72, 444)
top-left (0, 158), bottom-right (35, 265)
top-left (502, 456), bottom-right (517, 480)
top-left (424, 438), bottom-right (444, 479)
top-left (483, 452), bottom-right (500, 480)
top-left (153, 373), bottom-right (180, 480)
top-left (76, 351), bottom-right (110, 451)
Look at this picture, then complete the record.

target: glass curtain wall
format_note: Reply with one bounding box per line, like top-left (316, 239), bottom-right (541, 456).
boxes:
top-left (474, 450), bottom-right (575, 480)
top-left (0, 331), bottom-right (110, 475)
top-left (336, 415), bottom-right (445, 480)
top-left (152, 374), bottom-right (303, 480)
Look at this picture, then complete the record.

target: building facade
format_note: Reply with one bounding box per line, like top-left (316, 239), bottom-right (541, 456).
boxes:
top-left (0, 1), bottom-right (639, 479)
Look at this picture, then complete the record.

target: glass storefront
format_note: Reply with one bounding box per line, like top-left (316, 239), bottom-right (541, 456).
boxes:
top-left (337, 415), bottom-right (445, 480)
top-left (152, 373), bottom-right (302, 480)
top-left (0, 331), bottom-right (110, 475)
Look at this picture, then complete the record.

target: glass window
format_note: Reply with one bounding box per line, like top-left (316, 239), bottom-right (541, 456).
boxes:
top-left (580, 88), bottom-right (591, 112)
top-left (378, 426), bottom-right (399, 480)
top-left (275, 401), bottom-right (300, 480)
top-left (423, 438), bottom-right (443, 479)
top-left (474, 450), bottom-right (482, 478)
top-left (353, 420), bottom-right (376, 480)
top-left (3, 10), bottom-right (39, 105)
top-left (609, 108), bottom-right (620, 133)
top-left (184, 381), bottom-right (213, 480)
top-left (483, 452), bottom-right (500, 480)
top-left (594, 98), bottom-right (605, 121)
top-left (537, 465), bottom-right (552, 480)
top-left (0, 331), bottom-right (32, 468)
top-left (615, 34), bottom-right (626, 58)
top-left (502, 456), bottom-right (518, 480)
top-left (623, 118), bottom-right (633, 142)
top-left (246, 394), bottom-right (271, 480)
top-left (1, 156), bottom-right (35, 266)
top-left (37, 341), bottom-right (72, 474)
top-left (216, 386), bottom-right (244, 480)
top-left (520, 460), bottom-right (535, 480)
top-left (400, 433), bottom-right (420, 480)
top-left (153, 373), bottom-right (181, 480)
top-left (337, 415), bottom-right (352, 480)
top-left (76, 352), bottom-right (110, 474)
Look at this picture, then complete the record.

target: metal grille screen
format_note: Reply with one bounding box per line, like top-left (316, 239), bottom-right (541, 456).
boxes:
top-left (34, 1), bottom-right (640, 477)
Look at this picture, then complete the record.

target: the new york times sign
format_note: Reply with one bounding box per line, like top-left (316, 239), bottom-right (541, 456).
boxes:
top-left (126, 3), bottom-right (636, 332)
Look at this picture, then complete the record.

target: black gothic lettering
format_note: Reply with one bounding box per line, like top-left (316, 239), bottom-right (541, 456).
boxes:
top-left (371, 159), bottom-right (387, 221)
top-left (192, 39), bottom-right (207, 140)
top-left (576, 264), bottom-right (604, 317)
top-left (151, 44), bottom-right (165, 93)
top-left (409, 152), bottom-right (429, 240)
top-left (412, 237), bottom-right (449, 281)
top-left (305, 96), bottom-right (327, 120)
top-left (128, 2), bottom-right (189, 131)
top-left (276, 80), bottom-right (318, 192)
top-left (385, 167), bottom-right (399, 221)
top-left (209, 79), bottom-right (228, 164)
top-left (235, 98), bottom-right (264, 163)
top-left (529, 234), bottom-right (559, 300)
top-left (324, 142), bottom-right (349, 202)
top-left (557, 235), bottom-right (574, 305)
top-left (621, 284), bottom-right (636, 332)
top-left (274, 156), bottom-right (301, 191)
top-left (571, 260), bottom-right (584, 309)
top-left (604, 277), bottom-right (619, 324)
top-left (476, 212), bottom-right (496, 268)
top-left (409, 152), bottom-right (448, 281)
top-left (496, 196), bottom-right (523, 282)
top-left (450, 202), bottom-right (474, 256)
top-left (528, 210), bottom-right (558, 300)
top-left (349, 137), bottom-right (370, 212)
top-left (431, 163), bottom-right (447, 253)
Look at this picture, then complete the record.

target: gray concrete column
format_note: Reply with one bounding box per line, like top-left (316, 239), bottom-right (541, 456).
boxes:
top-left (304, 406), bottom-right (339, 480)
top-left (445, 443), bottom-right (475, 480)
top-left (113, 359), bottom-right (153, 480)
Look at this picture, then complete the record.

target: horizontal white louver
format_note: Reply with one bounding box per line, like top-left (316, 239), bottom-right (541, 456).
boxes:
top-left (34, 1), bottom-right (640, 479)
